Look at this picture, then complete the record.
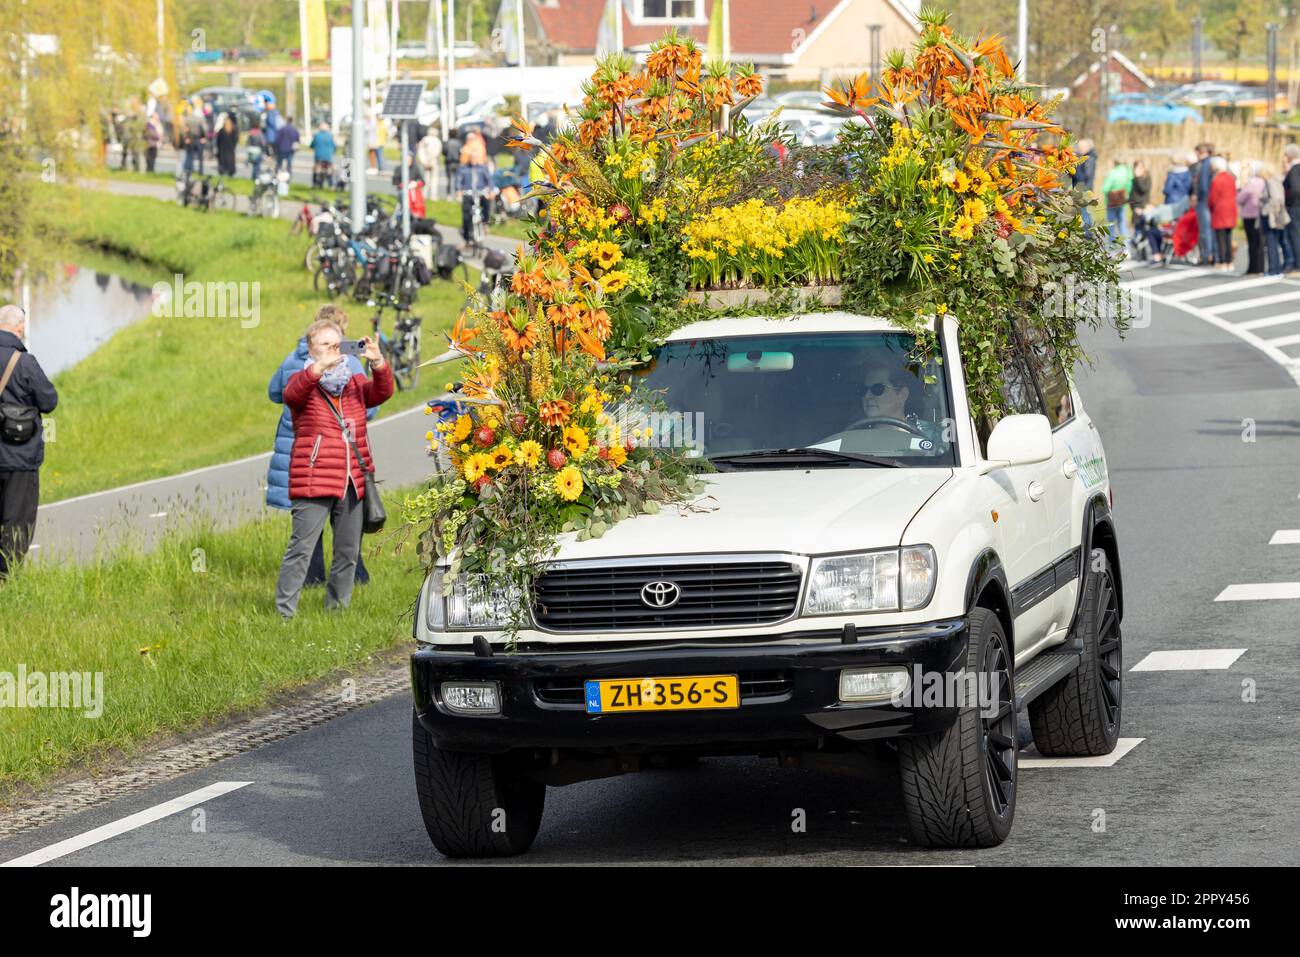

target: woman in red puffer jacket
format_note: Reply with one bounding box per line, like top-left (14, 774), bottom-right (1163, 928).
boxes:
top-left (274, 317), bottom-right (394, 618)
top-left (1208, 155), bottom-right (1239, 270)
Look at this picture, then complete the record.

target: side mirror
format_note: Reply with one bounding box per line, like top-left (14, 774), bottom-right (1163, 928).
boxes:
top-left (982, 414), bottom-right (1053, 472)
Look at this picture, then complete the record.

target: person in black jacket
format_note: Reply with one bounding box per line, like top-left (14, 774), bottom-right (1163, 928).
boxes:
top-left (0, 305), bottom-right (58, 578)
top-left (1282, 143), bottom-right (1300, 277)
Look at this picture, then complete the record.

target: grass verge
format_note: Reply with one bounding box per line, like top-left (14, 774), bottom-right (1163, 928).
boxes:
top-left (100, 168), bottom-right (534, 242)
top-left (41, 186), bottom-right (476, 501)
top-left (0, 486), bottom-right (424, 803)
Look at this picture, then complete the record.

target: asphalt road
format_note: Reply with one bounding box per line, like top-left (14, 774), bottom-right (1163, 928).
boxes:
top-left (5, 260), bottom-right (1300, 865)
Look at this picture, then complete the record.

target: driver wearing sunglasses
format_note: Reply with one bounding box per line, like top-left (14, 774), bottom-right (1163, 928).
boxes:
top-left (857, 363), bottom-right (943, 449)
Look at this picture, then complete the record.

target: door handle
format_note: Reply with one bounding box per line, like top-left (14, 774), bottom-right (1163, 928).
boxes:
top-left (1028, 480), bottom-right (1045, 502)
top-left (1063, 459), bottom-right (1078, 479)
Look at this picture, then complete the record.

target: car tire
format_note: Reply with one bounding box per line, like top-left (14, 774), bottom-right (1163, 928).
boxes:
top-left (897, 607), bottom-right (1017, 848)
top-left (1029, 548), bottom-right (1122, 757)
top-left (411, 710), bottom-right (545, 858)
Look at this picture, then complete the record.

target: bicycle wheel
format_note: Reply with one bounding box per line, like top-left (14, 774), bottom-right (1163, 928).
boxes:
top-left (214, 190), bottom-right (236, 212)
top-left (305, 243), bottom-right (322, 273)
top-left (399, 326), bottom-right (421, 390)
top-left (260, 192), bottom-right (280, 219)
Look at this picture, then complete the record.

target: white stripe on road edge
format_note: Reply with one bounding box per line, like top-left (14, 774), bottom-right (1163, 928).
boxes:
top-left (1162, 276), bottom-right (1282, 302)
top-left (148, 511), bottom-right (168, 519)
top-left (1020, 737), bottom-right (1144, 769)
top-left (38, 403), bottom-right (428, 511)
top-left (0, 781), bottom-right (252, 867)
top-left (1269, 529), bottom-right (1300, 544)
top-left (1131, 649), bottom-right (1246, 671)
top-left (1119, 269), bottom-right (1203, 291)
top-left (1235, 311), bottom-right (1300, 331)
top-left (1142, 289), bottom-right (1300, 385)
top-left (1215, 582), bottom-right (1300, 601)
top-left (1211, 291), bottom-right (1300, 314)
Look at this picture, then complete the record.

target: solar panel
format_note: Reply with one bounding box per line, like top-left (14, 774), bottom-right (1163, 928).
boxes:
top-left (381, 81), bottom-right (427, 119)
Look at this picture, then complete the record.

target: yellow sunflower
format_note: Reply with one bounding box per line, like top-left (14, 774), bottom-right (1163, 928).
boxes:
top-left (489, 444), bottom-right (514, 470)
top-left (562, 425), bottom-right (590, 458)
top-left (592, 241), bottom-right (623, 270)
top-left (463, 452), bottom-right (493, 483)
top-left (515, 440), bottom-right (543, 469)
top-left (606, 443), bottom-right (628, 468)
top-left (554, 465), bottom-right (584, 501)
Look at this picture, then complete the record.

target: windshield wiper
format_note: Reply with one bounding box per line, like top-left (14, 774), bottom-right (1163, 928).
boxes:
top-left (708, 447), bottom-right (906, 469)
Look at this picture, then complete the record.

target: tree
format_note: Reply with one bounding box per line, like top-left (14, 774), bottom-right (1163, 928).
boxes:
top-left (0, 0), bottom-right (166, 291)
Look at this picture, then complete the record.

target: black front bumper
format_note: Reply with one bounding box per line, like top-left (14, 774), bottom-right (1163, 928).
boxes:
top-left (411, 618), bottom-right (971, 754)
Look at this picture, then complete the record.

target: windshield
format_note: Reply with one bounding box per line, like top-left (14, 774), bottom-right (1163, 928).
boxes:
top-left (638, 331), bottom-right (956, 467)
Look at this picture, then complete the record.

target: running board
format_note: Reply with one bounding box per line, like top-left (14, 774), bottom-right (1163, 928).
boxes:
top-left (1013, 651), bottom-right (1082, 712)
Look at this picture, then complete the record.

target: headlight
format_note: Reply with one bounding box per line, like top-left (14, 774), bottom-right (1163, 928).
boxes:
top-left (425, 572), bottom-right (524, 631)
top-left (804, 546), bottom-right (936, 615)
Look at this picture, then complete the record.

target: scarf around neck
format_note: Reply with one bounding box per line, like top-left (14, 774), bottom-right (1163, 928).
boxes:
top-left (319, 359), bottom-right (352, 396)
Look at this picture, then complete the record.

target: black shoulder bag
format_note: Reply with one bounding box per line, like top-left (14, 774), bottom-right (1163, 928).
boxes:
top-left (0, 351), bottom-right (40, 445)
top-left (318, 384), bottom-right (386, 534)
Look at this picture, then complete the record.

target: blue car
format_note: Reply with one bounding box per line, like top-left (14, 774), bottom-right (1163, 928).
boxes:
top-left (1109, 94), bottom-right (1202, 125)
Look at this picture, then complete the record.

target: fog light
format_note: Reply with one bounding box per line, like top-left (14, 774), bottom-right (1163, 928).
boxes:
top-left (839, 667), bottom-right (910, 702)
top-left (441, 681), bottom-right (501, 714)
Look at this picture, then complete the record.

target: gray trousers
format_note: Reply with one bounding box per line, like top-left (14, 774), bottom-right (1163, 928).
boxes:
top-left (275, 485), bottom-right (363, 617)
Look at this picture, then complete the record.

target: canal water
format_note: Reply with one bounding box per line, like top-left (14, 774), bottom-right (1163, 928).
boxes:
top-left (28, 261), bottom-right (159, 377)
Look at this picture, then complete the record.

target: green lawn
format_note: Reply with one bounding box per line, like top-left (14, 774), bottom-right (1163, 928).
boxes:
top-left (42, 187), bottom-right (476, 502)
top-left (101, 167), bottom-right (534, 242)
top-left (0, 487), bottom-right (425, 801)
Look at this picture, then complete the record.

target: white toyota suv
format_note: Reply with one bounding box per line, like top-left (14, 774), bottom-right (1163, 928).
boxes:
top-left (410, 311), bottom-right (1124, 856)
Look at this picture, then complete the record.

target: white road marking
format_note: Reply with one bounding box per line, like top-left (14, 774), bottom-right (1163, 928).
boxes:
top-left (1262, 331), bottom-right (1300, 347)
top-left (1235, 311), bottom-right (1300, 331)
top-left (1162, 276), bottom-right (1282, 302)
top-left (1131, 649), bottom-right (1246, 671)
top-left (1269, 529), bottom-right (1300, 544)
top-left (1119, 269), bottom-right (1203, 291)
top-left (0, 781), bottom-right (252, 867)
top-left (149, 511), bottom-right (168, 519)
top-left (1215, 582), bottom-right (1300, 601)
top-left (1142, 288), bottom-right (1300, 385)
top-left (1212, 292), bottom-right (1300, 314)
top-left (1020, 737), bottom-right (1144, 768)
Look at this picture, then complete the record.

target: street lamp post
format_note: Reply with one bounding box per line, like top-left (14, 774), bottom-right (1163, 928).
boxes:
top-left (351, 0), bottom-right (367, 224)
top-left (1192, 16), bottom-right (1203, 83)
top-left (1017, 0), bottom-right (1028, 81)
top-left (1268, 23), bottom-right (1280, 118)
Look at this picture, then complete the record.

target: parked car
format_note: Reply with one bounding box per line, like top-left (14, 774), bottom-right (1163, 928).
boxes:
top-left (410, 310), bottom-right (1125, 856)
top-left (1109, 94), bottom-right (1202, 125)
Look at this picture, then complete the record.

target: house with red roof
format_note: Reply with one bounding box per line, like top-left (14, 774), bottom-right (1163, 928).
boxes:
top-left (499, 0), bottom-right (922, 81)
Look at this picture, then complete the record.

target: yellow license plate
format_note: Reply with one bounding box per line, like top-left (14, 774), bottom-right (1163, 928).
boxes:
top-left (584, 675), bottom-right (739, 714)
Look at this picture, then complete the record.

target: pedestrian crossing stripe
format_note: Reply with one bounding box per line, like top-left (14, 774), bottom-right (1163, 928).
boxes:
top-left (1130, 650), bottom-right (1245, 671)
top-left (1019, 737), bottom-right (1144, 768)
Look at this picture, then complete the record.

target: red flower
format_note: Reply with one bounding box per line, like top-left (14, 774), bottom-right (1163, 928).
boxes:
top-left (597, 444), bottom-right (609, 459)
top-left (610, 203), bottom-right (631, 223)
top-left (474, 426), bottom-right (496, 447)
top-left (993, 213), bottom-right (1012, 239)
top-left (473, 475), bottom-right (493, 492)
top-left (547, 448), bottom-right (567, 469)
top-left (510, 413), bottom-right (528, 434)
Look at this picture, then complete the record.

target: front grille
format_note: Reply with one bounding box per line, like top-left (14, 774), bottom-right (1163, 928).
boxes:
top-left (533, 560), bottom-right (803, 632)
top-left (535, 671), bottom-right (794, 707)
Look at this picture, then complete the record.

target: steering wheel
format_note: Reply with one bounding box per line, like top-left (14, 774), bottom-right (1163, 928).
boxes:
top-left (840, 416), bottom-right (928, 439)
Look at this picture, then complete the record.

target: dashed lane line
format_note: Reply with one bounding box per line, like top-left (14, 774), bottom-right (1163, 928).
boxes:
top-left (1019, 737), bottom-right (1145, 769)
top-left (1269, 529), bottom-right (1300, 544)
top-left (0, 782), bottom-right (252, 867)
top-left (1131, 650), bottom-right (1246, 671)
top-left (1215, 582), bottom-right (1300, 601)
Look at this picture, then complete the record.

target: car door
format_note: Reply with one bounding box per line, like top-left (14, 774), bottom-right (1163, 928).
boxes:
top-left (1021, 337), bottom-right (1088, 640)
top-left (979, 344), bottom-right (1059, 658)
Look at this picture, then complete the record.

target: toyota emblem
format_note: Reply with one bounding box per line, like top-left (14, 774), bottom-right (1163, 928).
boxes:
top-left (640, 580), bottom-right (681, 608)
